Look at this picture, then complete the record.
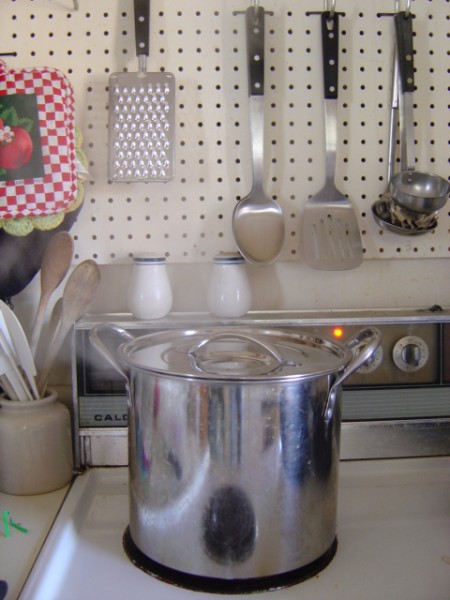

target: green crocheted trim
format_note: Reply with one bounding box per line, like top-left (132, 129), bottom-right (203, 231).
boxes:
top-left (0, 126), bottom-right (87, 237)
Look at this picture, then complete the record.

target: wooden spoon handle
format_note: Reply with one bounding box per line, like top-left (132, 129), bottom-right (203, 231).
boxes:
top-left (37, 318), bottom-right (71, 398)
top-left (30, 292), bottom-right (50, 356)
top-left (30, 232), bottom-right (74, 356)
top-left (38, 260), bottom-right (101, 397)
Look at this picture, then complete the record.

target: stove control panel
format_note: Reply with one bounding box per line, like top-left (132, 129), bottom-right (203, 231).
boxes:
top-left (73, 315), bottom-right (447, 432)
top-left (330, 324), bottom-right (438, 387)
top-left (72, 313), bottom-right (450, 466)
top-left (293, 323), bottom-right (439, 387)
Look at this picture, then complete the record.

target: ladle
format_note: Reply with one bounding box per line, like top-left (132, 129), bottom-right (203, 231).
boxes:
top-left (386, 44), bottom-right (399, 185)
top-left (232, 5), bottom-right (284, 265)
top-left (389, 12), bottom-right (449, 213)
top-left (30, 231), bottom-right (74, 356)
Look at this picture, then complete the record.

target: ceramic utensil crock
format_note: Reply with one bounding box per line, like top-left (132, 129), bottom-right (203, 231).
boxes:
top-left (0, 390), bottom-right (73, 495)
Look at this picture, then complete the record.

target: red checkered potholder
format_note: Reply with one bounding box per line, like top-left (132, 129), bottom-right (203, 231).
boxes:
top-left (0, 61), bottom-right (77, 219)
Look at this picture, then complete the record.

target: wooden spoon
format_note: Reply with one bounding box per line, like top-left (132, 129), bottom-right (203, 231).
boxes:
top-left (30, 232), bottom-right (74, 356)
top-left (37, 260), bottom-right (101, 397)
top-left (47, 297), bottom-right (63, 349)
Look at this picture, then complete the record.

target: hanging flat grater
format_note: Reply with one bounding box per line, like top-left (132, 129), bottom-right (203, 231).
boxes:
top-left (108, 0), bottom-right (175, 182)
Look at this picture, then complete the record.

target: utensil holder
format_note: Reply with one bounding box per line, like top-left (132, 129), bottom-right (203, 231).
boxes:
top-left (0, 391), bottom-right (73, 495)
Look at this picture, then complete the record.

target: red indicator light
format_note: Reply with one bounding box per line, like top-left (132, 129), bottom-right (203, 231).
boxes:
top-left (333, 327), bottom-right (344, 339)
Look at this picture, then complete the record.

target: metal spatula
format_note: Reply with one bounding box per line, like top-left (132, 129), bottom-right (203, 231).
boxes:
top-left (108, 0), bottom-right (175, 182)
top-left (302, 12), bottom-right (362, 270)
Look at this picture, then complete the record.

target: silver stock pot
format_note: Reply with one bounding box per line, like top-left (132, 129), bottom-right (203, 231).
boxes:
top-left (90, 324), bottom-right (380, 592)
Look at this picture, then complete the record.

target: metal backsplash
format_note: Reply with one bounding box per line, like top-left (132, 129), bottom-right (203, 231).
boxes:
top-left (2, 0), bottom-right (449, 263)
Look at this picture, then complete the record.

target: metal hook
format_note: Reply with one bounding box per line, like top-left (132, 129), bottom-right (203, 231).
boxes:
top-left (324, 0), bottom-right (336, 18)
top-left (252, 0), bottom-right (260, 16)
top-left (405, 0), bottom-right (411, 17)
top-left (395, 0), bottom-right (411, 17)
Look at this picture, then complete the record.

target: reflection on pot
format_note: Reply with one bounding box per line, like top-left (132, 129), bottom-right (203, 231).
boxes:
top-left (202, 485), bottom-right (256, 565)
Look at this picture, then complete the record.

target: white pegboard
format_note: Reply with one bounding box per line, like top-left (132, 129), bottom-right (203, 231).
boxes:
top-left (1, 0), bottom-right (449, 263)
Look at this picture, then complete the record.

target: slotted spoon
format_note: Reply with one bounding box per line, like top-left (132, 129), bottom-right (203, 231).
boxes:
top-left (302, 12), bottom-right (362, 270)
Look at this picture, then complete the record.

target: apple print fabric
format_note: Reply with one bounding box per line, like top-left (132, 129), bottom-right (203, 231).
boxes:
top-left (0, 61), bottom-right (77, 219)
top-left (0, 93), bottom-right (45, 179)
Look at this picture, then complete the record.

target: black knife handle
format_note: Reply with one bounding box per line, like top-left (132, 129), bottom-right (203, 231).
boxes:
top-left (246, 6), bottom-right (265, 96)
top-left (134, 0), bottom-right (150, 57)
top-left (395, 12), bottom-right (415, 93)
top-left (321, 12), bottom-right (339, 100)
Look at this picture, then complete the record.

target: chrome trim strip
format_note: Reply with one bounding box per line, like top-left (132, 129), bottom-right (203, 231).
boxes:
top-left (341, 418), bottom-right (450, 460)
top-left (75, 420), bottom-right (450, 468)
top-left (76, 308), bottom-right (450, 329)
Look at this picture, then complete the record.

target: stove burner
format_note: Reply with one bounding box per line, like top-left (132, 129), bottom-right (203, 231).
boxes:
top-left (123, 527), bottom-right (337, 594)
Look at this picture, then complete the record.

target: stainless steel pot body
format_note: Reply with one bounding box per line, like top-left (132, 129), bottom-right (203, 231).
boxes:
top-left (90, 325), bottom-right (380, 581)
top-left (128, 370), bottom-right (339, 579)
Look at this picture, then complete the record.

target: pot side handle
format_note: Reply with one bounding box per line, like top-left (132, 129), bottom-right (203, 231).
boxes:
top-left (324, 327), bottom-right (382, 421)
top-left (89, 323), bottom-right (134, 380)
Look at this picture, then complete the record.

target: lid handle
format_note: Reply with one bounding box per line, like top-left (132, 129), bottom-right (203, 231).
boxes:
top-left (188, 331), bottom-right (283, 375)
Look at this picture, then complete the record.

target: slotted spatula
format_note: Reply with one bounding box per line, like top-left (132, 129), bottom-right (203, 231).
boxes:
top-left (302, 12), bottom-right (362, 270)
top-left (108, 0), bottom-right (175, 182)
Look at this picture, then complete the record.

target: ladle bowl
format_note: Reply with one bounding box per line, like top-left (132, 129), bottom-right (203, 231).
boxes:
top-left (390, 170), bottom-right (449, 214)
top-left (372, 195), bottom-right (437, 236)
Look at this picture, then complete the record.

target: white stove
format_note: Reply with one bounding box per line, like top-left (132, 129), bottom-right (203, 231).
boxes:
top-left (4, 309), bottom-right (450, 599)
top-left (17, 456), bottom-right (450, 600)
top-left (0, 485), bottom-right (69, 600)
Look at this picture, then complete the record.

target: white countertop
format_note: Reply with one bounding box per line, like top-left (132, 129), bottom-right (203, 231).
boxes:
top-left (18, 456), bottom-right (450, 600)
top-left (0, 484), bottom-right (70, 600)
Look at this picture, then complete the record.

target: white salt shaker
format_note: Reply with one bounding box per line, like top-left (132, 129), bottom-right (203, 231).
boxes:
top-left (128, 254), bottom-right (173, 319)
top-left (208, 252), bottom-right (252, 318)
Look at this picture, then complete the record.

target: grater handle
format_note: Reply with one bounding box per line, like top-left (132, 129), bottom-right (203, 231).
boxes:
top-left (134, 0), bottom-right (150, 59)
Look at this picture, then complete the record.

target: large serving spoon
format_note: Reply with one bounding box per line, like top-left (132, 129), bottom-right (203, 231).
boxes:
top-left (389, 12), bottom-right (449, 213)
top-left (232, 5), bottom-right (284, 265)
top-left (30, 231), bottom-right (74, 356)
top-left (37, 259), bottom-right (101, 397)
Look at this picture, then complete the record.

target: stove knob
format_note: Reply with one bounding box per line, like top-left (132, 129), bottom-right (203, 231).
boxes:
top-left (357, 344), bottom-right (384, 373)
top-left (392, 336), bottom-right (429, 372)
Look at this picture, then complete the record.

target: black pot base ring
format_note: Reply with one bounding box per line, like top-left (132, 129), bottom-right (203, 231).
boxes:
top-left (123, 527), bottom-right (337, 594)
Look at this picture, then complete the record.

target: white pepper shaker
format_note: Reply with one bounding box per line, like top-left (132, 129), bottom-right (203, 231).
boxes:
top-left (128, 254), bottom-right (172, 319)
top-left (207, 252), bottom-right (252, 318)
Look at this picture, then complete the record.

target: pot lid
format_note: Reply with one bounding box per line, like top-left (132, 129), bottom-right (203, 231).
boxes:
top-left (117, 327), bottom-right (352, 381)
